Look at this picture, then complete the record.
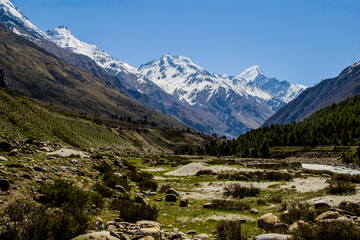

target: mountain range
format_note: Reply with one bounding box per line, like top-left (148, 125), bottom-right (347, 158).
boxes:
top-left (0, 0), bottom-right (308, 138)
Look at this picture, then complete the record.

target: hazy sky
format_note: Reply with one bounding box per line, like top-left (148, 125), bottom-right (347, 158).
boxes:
top-left (11, 0), bottom-right (360, 86)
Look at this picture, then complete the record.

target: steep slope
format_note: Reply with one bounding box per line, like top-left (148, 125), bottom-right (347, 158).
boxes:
top-left (0, 87), bottom-right (211, 152)
top-left (263, 61), bottom-right (360, 126)
top-left (0, 23), bottom-right (187, 130)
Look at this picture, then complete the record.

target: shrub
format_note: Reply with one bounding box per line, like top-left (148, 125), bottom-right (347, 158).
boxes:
top-left (103, 171), bottom-right (129, 190)
top-left (331, 174), bottom-right (360, 183)
top-left (0, 202), bottom-right (90, 240)
top-left (129, 171), bottom-right (157, 191)
top-left (211, 199), bottom-right (250, 211)
top-left (218, 171), bottom-right (292, 182)
top-left (138, 179), bottom-right (158, 191)
top-left (216, 220), bottom-right (245, 240)
top-left (326, 181), bottom-right (356, 195)
top-left (280, 201), bottom-right (323, 224)
top-left (223, 184), bottom-right (260, 199)
top-left (293, 220), bottom-right (360, 240)
top-left (38, 180), bottom-right (88, 208)
top-left (110, 198), bottom-right (158, 222)
top-left (93, 182), bottom-right (115, 198)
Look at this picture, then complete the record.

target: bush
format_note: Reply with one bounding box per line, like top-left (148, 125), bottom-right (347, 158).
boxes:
top-left (331, 174), bottom-right (360, 183)
top-left (0, 202), bottom-right (90, 240)
top-left (93, 182), bottom-right (115, 198)
top-left (138, 179), bottom-right (158, 191)
top-left (129, 171), bottom-right (158, 191)
top-left (110, 198), bottom-right (158, 222)
top-left (196, 170), bottom-right (213, 176)
top-left (38, 180), bottom-right (89, 208)
top-left (103, 171), bottom-right (129, 190)
top-left (216, 220), bottom-right (245, 240)
top-left (223, 184), bottom-right (260, 199)
top-left (218, 171), bottom-right (292, 182)
top-left (326, 181), bottom-right (356, 195)
top-left (211, 199), bottom-right (250, 211)
top-left (293, 220), bottom-right (360, 240)
top-left (280, 201), bottom-right (323, 224)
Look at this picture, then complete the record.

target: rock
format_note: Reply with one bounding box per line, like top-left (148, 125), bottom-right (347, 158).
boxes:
top-left (288, 220), bottom-right (308, 233)
top-left (140, 227), bottom-right (161, 240)
top-left (338, 201), bottom-right (360, 216)
top-left (0, 141), bottom-right (12, 152)
top-left (165, 188), bottom-right (180, 196)
top-left (187, 230), bottom-right (197, 234)
top-left (39, 147), bottom-right (51, 152)
top-left (203, 203), bottom-right (212, 209)
top-left (165, 194), bottom-right (177, 202)
top-left (154, 197), bottom-right (163, 202)
top-left (330, 207), bottom-right (356, 216)
top-left (254, 233), bottom-right (293, 240)
top-left (0, 179), bottom-right (10, 191)
top-left (94, 218), bottom-right (104, 230)
top-left (273, 223), bottom-right (289, 234)
top-left (194, 233), bottom-right (209, 239)
top-left (70, 159), bottom-right (79, 164)
top-left (136, 220), bottom-right (162, 229)
top-left (72, 231), bottom-right (119, 240)
top-left (135, 195), bottom-right (149, 205)
top-left (314, 200), bottom-right (331, 209)
top-left (251, 208), bottom-right (259, 214)
top-left (139, 237), bottom-right (155, 240)
top-left (33, 165), bottom-right (46, 172)
top-left (8, 149), bottom-right (18, 156)
top-left (258, 213), bottom-right (280, 231)
top-left (114, 185), bottom-right (127, 193)
top-left (179, 198), bottom-right (189, 207)
top-left (315, 211), bottom-right (340, 222)
top-left (0, 156), bottom-right (7, 161)
top-left (34, 194), bottom-right (51, 204)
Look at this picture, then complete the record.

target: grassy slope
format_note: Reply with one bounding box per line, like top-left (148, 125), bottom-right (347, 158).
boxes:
top-left (0, 24), bottom-right (187, 130)
top-left (0, 88), bottom-right (211, 151)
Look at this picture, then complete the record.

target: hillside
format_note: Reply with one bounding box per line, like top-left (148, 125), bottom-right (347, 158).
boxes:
top-left (199, 94), bottom-right (360, 156)
top-left (263, 61), bottom-right (360, 126)
top-left (0, 87), bottom-right (211, 152)
top-left (0, 23), bottom-right (187, 130)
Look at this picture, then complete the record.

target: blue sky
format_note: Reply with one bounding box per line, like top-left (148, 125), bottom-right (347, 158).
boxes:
top-left (12, 0), bottom-right (360, 86)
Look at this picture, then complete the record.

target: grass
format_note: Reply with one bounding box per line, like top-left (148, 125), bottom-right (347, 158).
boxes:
top-left (326, 181), bottom-right (356, 195)
top-left (223, 184), bottom-right (260, 199)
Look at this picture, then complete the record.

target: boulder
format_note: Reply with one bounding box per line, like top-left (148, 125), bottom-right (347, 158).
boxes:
top-left (0, 141), bottom-right (11, 152)
top-left (136, 220), bottom-right (162, 229)
top-left (0, 156), bottom-right (7, 161)
top-left (72, 231), bottom-right (119, 240)
top-left (114, 185), bottom-right (127, 193)
top-left (338, 201), bottom-right (360, 216)
top-left (258, 213), bottom-right (280, 231)
top-left (254, 233), bottom-right (293, 240)
top-left (140, 226), bottom-right (161, 240)
top-left (314, 200), bottom-right (331, 209)
top-left (203, 203), bottom-right (212, 209)
top-left (179, 198), bottom-right (189, 207)
top-left (165, 188), bottom-right (180, 196)
top-left (34, 194), bottom-right (51, 204)
top-left (165, 194), bottom-right (177, 202)
top-left (288, 220), bottom-right (308, 233)
top-left (273, 223), bottom-right (289, 234)
top-left (8, 149), bottom-right (18, 156)
top-left (194, 233), bottom-right (209, 239)
top-left (0, 179), bottom-right (10, 191)
top-left (187, 230), bottom-right (197, 234)
top-left (251, 208), bottom-right (259, 214)
top-left (315, 211), bottom-right (340, 222)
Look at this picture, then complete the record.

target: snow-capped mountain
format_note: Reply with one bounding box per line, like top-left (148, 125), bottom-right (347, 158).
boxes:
top-left (0, 0), bottom-right (307, 137)
top-left (0, 0), bottom-right (49, 40)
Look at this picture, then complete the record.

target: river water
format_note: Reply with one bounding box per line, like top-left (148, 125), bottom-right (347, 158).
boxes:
top-left (302, 163), bottom-right (360, 175)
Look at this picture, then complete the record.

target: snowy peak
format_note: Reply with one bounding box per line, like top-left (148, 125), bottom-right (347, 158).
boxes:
top-left (46, 26), bottom-right (137, 75)
top-left (238, 65), bottom-right (264, 82)
top-left (0, 0), bottom-right (49, 40)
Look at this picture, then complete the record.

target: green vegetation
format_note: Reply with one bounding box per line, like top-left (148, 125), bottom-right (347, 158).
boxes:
top-left (194, 95), bottom-right (360, 161)
top-left (110, 198), bottom-right (159, 222)
top-left (216, 220), bottom-right (245, 240)
top-left (223, 184), bottom-right (260, 199)
top-left (326, 181), bottom-right (356, 195)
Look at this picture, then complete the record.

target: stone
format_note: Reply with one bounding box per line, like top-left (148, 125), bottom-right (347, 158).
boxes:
top-left (194, 233), bottom-right (209, 239)
top-left (0, 179), bottom-right (10, 191)
top-left (70, 159), bottom-right (79, 164)
top-left (315, 211), bottom-right (340, 222)
top-left (34, 194), bottom-right (51, 204)
top-left (140, 227), bottom-right (161, 240)
top-left (0, 141), bottom-right (11, 152)
top-left (136, 220), bottom-right (162, 229)
top-left (273, 223), bottom-right (289, 234)
top-left (203, 203), bottom-right (212, 209)
top-left (33, 165), bottom-right (46, 172)
top-left (165, 188), bottom-right (180, 196)
top-left (8, 149), bottom-right (18, 156)
top-left (254, 233), bottom-right (293, 240)
top-left (251, 208), bottom-right (259, 214)
top-left (135, 195), bottom-right (149, 205)
top-left (0, 156), bottom-right (7, 161)
top-left (330, 207), bottom-right (356, 216)
top-left (139, 237), bottom-right (155, 240)
top-left (258, 213), bottom-right (280, 231)
top-left (187, 230), bottom-right (197, 234)
top-left (154, 197), bottom-right (163, 202)
top-left (288, 220), bottom-right (308, 233)
top-left (165, 194), bottom-right (177, 202)
top-left (314, 200), bottom-right (331, 209)
top-left (338, 201), bottom-right (360, 216)
top-left (72, 231), bottom-right (119, 240)
top-left (179, 198), bottom-right (189, 207)
top-left (114, 185), bottom-right (127, 193)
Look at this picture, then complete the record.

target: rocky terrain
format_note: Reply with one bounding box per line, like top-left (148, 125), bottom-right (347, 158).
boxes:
top-left (1, 140), bottom-right (360, 240)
